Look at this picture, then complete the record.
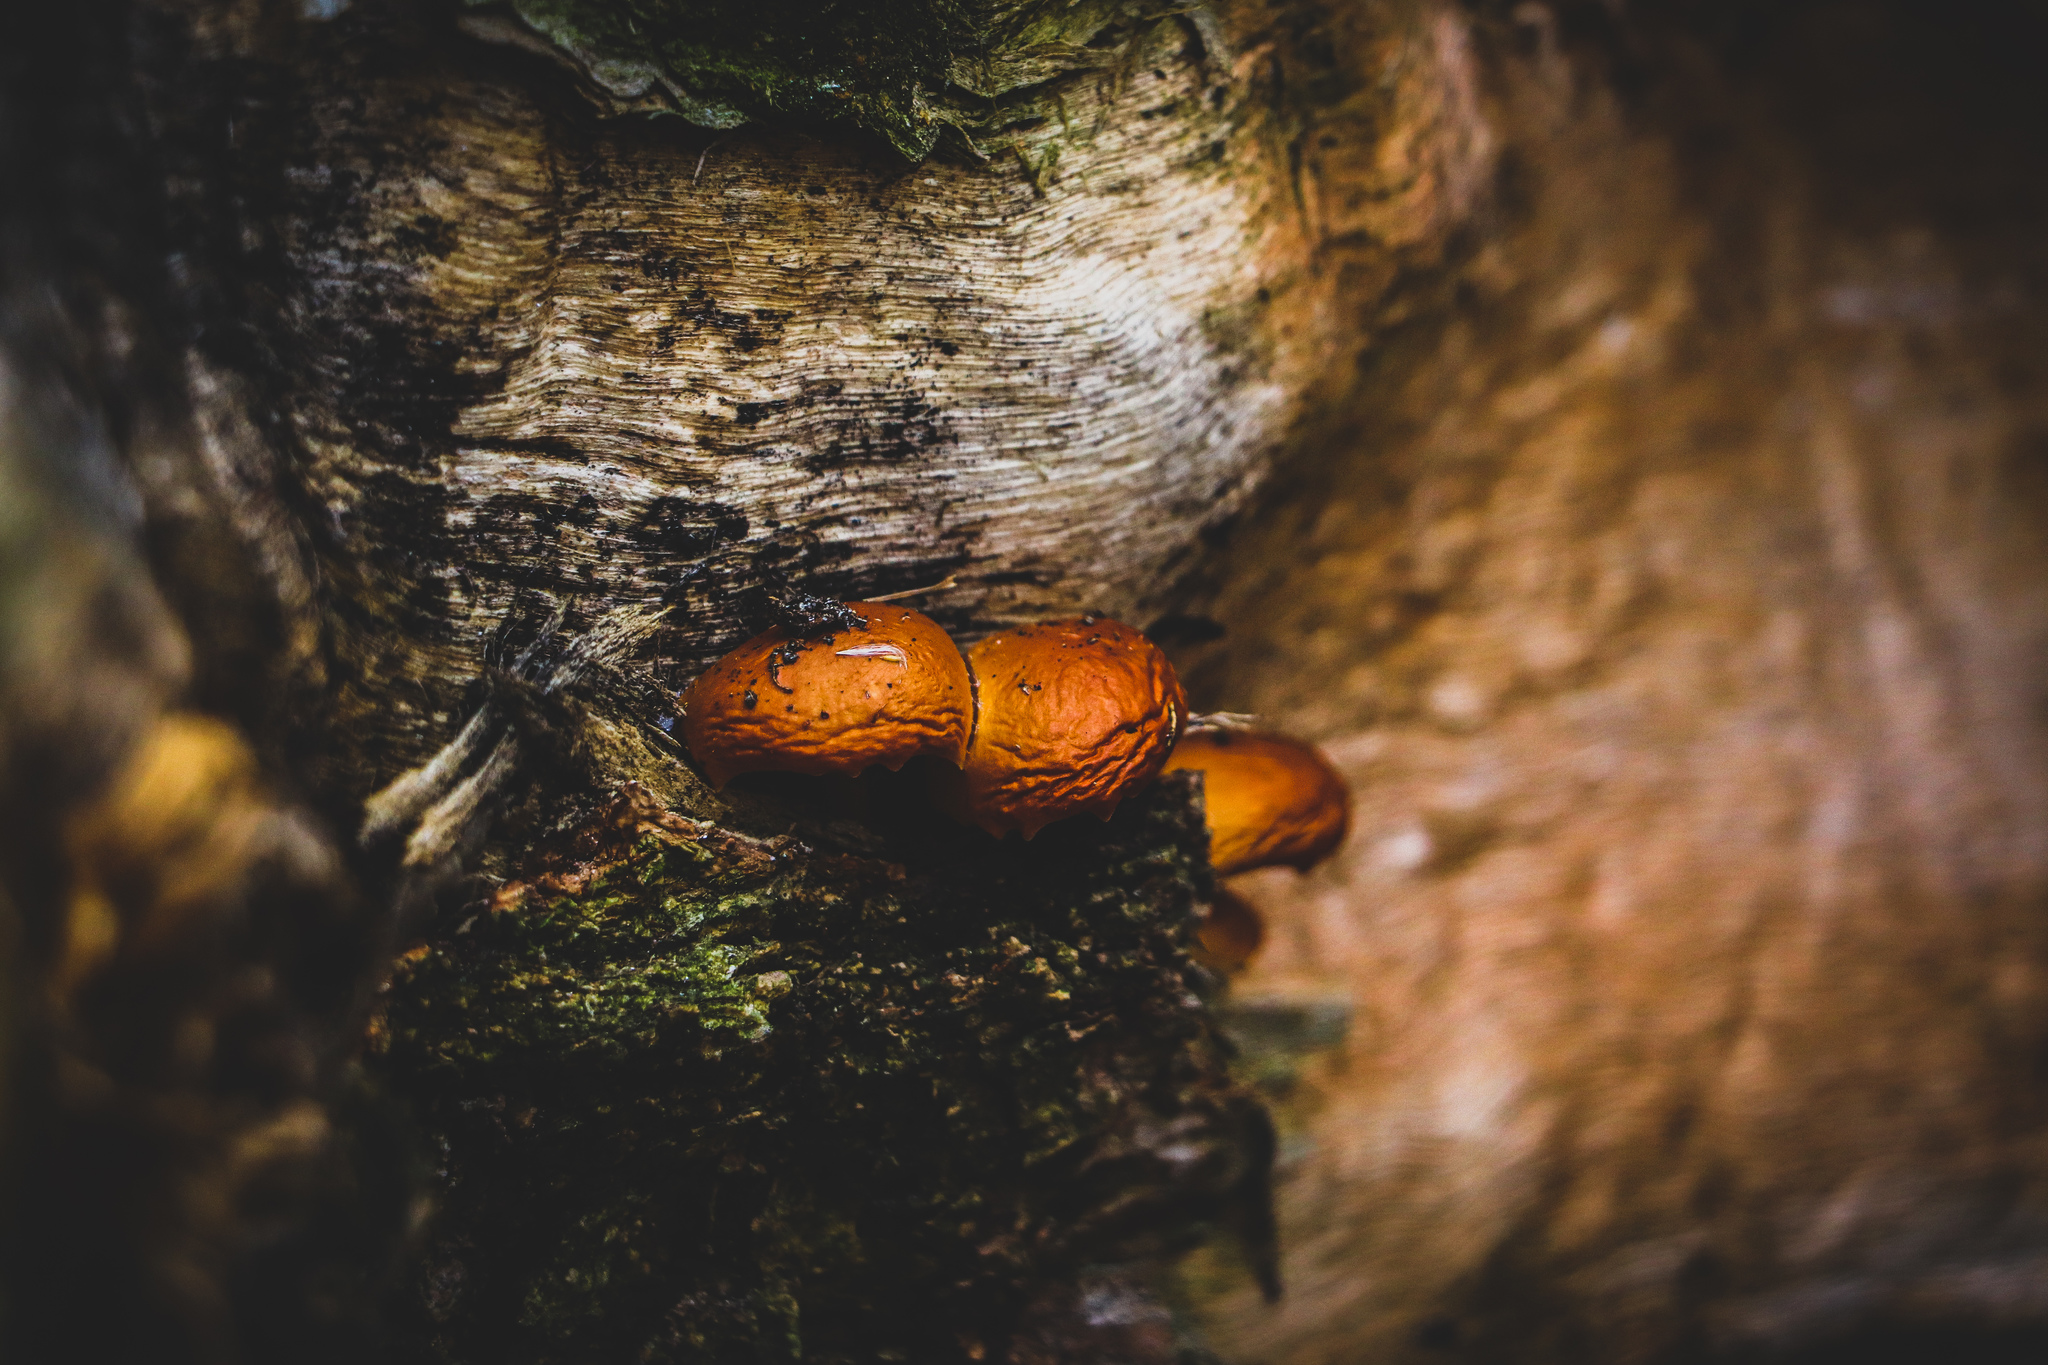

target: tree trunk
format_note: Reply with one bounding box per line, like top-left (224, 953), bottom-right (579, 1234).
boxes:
top-left (5, 0), bottom-right (2048, 1362)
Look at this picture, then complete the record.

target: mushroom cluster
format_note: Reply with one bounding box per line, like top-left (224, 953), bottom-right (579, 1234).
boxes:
top-left (1163, 728), bottom-right (1351, 972)
top-left (1164, 729), bottom-right (1350, 876)
top-left (681, 605), bottom-right (1184, 837)
top-left (677, 600), bottom-right (1350, 971)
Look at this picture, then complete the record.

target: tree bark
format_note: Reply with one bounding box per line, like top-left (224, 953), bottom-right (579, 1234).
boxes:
top-left (6, 0), bottom-right (2048, 1362)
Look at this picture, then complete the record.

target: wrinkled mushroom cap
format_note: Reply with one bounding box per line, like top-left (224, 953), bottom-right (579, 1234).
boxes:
top-left (680, 604), bottom-right (972, 788)
top-left (1164, 729), bottom-right (1350, 876)
top-left (942, 617), bottom-right (1185, 838)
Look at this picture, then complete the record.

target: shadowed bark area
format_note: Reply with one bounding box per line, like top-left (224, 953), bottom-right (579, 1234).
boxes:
top-left (376, 776), bottom-right (1271, 1364)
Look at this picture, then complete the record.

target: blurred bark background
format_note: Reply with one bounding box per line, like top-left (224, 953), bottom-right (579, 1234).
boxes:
top-left (4, 0), bottom-right (2048, 1362)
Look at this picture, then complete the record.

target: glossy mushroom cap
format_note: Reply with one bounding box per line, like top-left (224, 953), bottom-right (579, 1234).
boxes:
top-left (1164, 729), bottom-right (1350, 876)
top-left (680, 604), bottom-right (972, 788)
top-left (1192, 887), bottom-right (1266, 974)
top-left (942, 617), bottom-right (1186, 838)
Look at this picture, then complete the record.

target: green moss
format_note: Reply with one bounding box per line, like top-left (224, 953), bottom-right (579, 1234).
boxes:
top-left (375, 772), bottom-right (1270, 1363)
top-left (470, 0), bottom-right (1196, 159)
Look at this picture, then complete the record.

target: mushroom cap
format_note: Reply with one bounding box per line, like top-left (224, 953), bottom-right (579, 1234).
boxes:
top-left (679, 604), bottom-right (972, 788)
top-left (941, 617), bottom-right (1186, 838)
top-left (1164, 729), bottom-right (1350, 876)
top-left (1192, 887), bottom-right (1266, 973)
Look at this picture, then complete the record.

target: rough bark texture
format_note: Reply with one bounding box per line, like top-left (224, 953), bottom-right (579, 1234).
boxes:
top-left (376, 776), bottom-right (1269, 1365)
top-left (6, 0), bottom-right (2048, 1363)
top-left (165, 0), bottom-right (1460, 820)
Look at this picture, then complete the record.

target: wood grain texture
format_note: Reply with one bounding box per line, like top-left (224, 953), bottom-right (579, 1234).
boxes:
top-left (107, 0), bottom-right (1483, 811)
top-left (238, 4), bottom-right (1325, 798)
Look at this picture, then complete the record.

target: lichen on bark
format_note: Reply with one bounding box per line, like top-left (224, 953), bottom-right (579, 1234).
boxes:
top-left (466, 0), bottom-right (1202, 158)
top-left (372, 771), bottom-right (1274, 1363)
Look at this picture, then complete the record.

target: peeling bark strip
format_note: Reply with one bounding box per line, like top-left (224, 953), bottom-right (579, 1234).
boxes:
top-left (374, 777), bottom-right (1274, 1364)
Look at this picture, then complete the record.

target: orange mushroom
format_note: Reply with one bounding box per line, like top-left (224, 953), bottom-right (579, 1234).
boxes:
top-left (939, 617), bottom-right (1186, 838)
top-left (1164, 729), bottom-right (1350, 876)
top-left (679, 604), bottom-right (973, 788)
top-left (1191, 887), bottom-right (1266, 974)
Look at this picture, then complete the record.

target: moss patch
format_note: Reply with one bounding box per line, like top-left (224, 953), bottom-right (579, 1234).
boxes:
top-left (470, 0), bottom-right (1196, 158)
top-left (374, 772), bottom-right (1271, 1363)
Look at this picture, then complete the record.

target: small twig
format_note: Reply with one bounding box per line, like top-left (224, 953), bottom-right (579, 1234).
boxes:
top-left (694, 137), bottom-right (726, 183)
top-left (1187, 711), bottom-right (1261, 732)
top-left (867, 574), bottom-right (959, 603)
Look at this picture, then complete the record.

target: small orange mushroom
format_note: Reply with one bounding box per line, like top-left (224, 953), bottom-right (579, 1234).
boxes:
top-left (1191, 887), bottom-right (1266, 974)
top-left (1164, 729), bottom-right (1350, 876)
top-left (679, 604), bottom-right (973, 788)
top-left (939, 617), bottom-right (1186, 838)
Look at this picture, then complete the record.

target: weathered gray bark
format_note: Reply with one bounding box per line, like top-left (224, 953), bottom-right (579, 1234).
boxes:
top-left (6, 0), bottom-right (2048, 1362)
top-left (133, 0), bottom-right (1480, 818)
